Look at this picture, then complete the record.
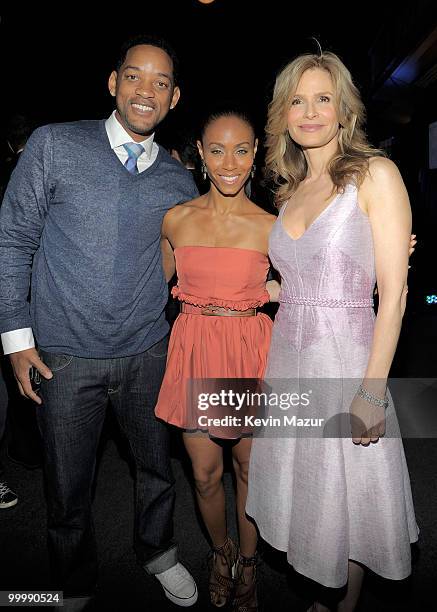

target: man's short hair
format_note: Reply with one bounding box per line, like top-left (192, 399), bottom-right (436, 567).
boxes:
top-left (115, 34), bottom-right (180, 86)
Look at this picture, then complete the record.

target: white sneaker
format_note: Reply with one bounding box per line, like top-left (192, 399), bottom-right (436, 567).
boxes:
top-left (0, 481), bottom-right (18, 509)
top-left (154, 562), bottom-right (198, 607)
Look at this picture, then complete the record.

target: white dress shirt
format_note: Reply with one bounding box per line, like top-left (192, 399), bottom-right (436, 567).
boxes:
top-left (105, 110), bottom-right (159, 171)
top-left (1, 112), bottom-right (159, 355)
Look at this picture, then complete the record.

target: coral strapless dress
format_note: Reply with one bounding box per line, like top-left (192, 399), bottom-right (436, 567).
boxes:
top-left (155, 246), bottom-right (272, 436)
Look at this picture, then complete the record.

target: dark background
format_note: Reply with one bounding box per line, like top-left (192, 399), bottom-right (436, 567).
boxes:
top-left (0, 5), bottom-right (398, 124)
top-left (1, 5), bottom-right (437, 611)
top-left (2, 5), bottom-right (437, 365)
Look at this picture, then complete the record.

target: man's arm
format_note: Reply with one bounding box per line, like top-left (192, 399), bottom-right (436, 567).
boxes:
top-left (0, 126), bottom-right (54, 403)
top-left (1, 328), bottom-right (35, 354)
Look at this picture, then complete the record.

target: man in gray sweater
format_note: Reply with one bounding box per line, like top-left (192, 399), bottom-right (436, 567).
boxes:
top-left (0, 35), bottom-right (198, 610)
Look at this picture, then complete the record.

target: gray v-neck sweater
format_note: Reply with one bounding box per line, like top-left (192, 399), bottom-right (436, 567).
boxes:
top-left (0, 120), bottom-right (198, 357)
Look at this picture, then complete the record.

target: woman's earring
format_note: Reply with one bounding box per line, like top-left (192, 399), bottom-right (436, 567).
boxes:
top-left (201, 161), bottom-right (207, 181)
top-left (251, 164), bottom-right (256, 179)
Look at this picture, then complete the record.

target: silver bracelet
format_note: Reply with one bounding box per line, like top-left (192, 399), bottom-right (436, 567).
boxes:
top-left (357, 384), bottom-right (388, 409)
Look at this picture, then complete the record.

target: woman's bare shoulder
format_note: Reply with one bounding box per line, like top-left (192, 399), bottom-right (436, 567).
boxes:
top-left (358, 156), bottom-right (408, 214)
top-left (364, 156), bottom-right (401, 186)
top-left (164, 195), bottom-right (206, 222)
top-left (251, 203), bottom-right (277, 228)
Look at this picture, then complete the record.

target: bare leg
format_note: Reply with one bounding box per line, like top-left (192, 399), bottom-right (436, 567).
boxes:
top-left (231, 437), bottom-right (258, 610)
top-left (308, 561), bottom-right (365, 612)
top-left (231, 437), bottom-right (257, 557)
top-left (183, 433), bottom-right (234, 607)
top-left (337, 561), bottom-right (364, 612)
top-left (183, 433), bottom-right (226, 544)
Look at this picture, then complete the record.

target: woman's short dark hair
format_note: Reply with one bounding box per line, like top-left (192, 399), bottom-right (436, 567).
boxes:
top-left (199, 106), bottom-right (257, 141)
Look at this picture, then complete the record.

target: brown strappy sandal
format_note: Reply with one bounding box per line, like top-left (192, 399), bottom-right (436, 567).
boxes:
top-left (232, 551), bottom-right (258, 612)
top-left (208, 536), bottom-right (237, 607)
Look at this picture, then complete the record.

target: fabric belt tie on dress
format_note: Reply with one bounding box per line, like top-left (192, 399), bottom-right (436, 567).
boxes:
top-left (180, 303), bottom-right (257, 317)
top-left (279, 295), bottom-right (374, 308)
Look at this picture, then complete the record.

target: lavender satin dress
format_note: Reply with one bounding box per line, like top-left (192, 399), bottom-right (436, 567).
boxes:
top-left (246, 184), bottom-right (418, 588)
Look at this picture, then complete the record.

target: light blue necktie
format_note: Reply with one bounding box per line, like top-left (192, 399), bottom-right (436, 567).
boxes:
top-left (123, 142), bottom-right (145, 174)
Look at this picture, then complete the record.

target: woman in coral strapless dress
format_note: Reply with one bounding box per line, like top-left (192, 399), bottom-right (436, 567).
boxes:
top-left (155, 109), bottom-right (275, 611)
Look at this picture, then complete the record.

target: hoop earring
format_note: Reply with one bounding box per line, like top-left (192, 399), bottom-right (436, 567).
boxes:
top-left (201, 161), bottom-right (207, 181)
top-left (251, 164), bottom-right (256, 180)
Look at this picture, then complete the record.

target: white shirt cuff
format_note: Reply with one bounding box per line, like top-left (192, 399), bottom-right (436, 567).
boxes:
top-left (1, 328), bottom-right (35, 354)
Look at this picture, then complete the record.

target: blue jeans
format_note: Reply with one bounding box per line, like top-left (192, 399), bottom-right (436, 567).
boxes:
top-left (37, 337), bottom-right (176, 596)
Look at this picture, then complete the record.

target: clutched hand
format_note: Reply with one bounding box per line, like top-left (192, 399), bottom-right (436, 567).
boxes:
top-left (350, 385), bottom-right (386, 446)
top-left (9, 347), bottom-right (53, 405)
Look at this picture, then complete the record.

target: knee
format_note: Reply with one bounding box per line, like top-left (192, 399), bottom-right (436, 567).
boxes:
top-left (192, 465), bottom-right (223, 498)
top-left (233, 458), bottom-right (249, 486)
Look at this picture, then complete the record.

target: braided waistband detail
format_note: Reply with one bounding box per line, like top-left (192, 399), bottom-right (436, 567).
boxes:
top-left (279, 295), bottom-right (374, 308)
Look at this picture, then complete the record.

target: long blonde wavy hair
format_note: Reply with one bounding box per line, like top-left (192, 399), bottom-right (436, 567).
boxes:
top-left (265, 51), bottom-right (384, 205)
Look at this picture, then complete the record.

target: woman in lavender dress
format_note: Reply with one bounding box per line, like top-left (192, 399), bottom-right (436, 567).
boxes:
top-left (246, 52), bottom-right (419, 611)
